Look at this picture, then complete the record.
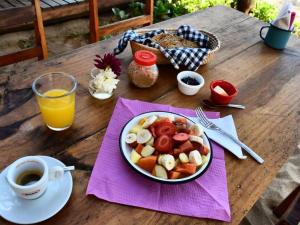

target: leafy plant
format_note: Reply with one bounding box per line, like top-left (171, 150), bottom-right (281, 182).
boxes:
top-left (129, 1), bottom-right (145, 17)
top-left (294, 21), bottom-right (300, 37)
top-left (250, 1), bottom-right (278, 23)
top-left (154, 0), bottom-right (188, 23)
top-left (112, 7), bottom-right (130, 20)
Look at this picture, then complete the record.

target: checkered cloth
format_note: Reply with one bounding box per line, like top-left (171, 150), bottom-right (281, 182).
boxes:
top-left (113, 25), bottom-right (210, 71)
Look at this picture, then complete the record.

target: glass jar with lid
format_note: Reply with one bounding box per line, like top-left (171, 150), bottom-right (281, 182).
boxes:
top-left (127, 50), bottom-right (159, 88)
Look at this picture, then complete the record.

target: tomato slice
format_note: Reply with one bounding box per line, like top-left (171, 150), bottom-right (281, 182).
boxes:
top-left (154, 135), bottom-right (173, 153)
top-left (173, 133), bottom-right (190, 142)
top-left (155, 122), bottom-right (176, 137)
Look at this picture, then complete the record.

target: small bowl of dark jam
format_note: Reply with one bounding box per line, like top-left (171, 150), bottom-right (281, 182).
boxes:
top-left (177, 71), bottom-right (205, 95)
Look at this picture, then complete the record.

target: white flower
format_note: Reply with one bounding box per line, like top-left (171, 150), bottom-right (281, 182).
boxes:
top-left (91, 68), bottom-right (119, 94)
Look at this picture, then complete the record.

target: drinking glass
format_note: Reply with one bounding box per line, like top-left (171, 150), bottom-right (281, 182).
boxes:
top-left (32, 72), bottom-right (77, 131)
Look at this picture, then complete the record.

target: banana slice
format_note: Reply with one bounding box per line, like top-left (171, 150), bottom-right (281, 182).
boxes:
top-left (179, 153), bottom-right (189, 163)
top-left (160, 154), bottom-right (175, 171)
top-left (158, 154), bottom-right (164, 165)
top-left (153, 165), bottom-right (168, 179)
top-left (189, 150), bottom-right (202, 166)
top-left (141, 145), bottom-right (155, 157)
top-left (202, 155), bottom-right (209, 165)
top-left (125, 133), bottom-right (137, 145)
top-left (130, 125), bottom-right (143, 134)
top-left (130, 150), bottom-right (142, 164)
top-left (190, 124), bottom-right (203, 136)
top-left (189, 135), bottom-right (204, 145)
top-left (142, 115), bottom-right (158, 128)
top-left (146, 137), bottom-right (154, 146)
top-left (137, 129), bottom-right (152, 144)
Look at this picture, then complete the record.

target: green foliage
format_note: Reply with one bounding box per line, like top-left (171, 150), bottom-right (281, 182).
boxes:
top-left (112, 7), bottom-right (130, 20)
top-left (111, 0), bottom-right (299, 37)
top-left (250, 1), bottom-right (278, 23)
top-left (154, 0), bottom-right (188, 23)
top-left (129, 1), bottom-right (145, 17)
top-left (294, 21), bottom-right (300, 37)
top-left (179, 0), bottom-right (233, 12)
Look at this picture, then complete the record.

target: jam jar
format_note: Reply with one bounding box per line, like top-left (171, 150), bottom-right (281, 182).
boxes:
top-left (128, 50), bottom-right (159, 88)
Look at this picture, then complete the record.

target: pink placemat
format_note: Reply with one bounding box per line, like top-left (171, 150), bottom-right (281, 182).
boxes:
top-left (87, 97), bottom-right (231, 221)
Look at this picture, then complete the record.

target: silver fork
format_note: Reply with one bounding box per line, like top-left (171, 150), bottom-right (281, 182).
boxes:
top-left (195, 107), bottom-right (264, 164)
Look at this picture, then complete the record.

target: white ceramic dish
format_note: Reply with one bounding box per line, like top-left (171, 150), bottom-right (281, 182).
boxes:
top-left (177, 71), bottom-right (205, 95)
top-left (0, 156), bottom-right (73, 224)
top-left (119, 111), bottom-right (213, 184)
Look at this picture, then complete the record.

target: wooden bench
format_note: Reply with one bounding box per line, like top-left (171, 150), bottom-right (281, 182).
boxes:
top-left (89, 0), bottom-right (153, 42)
top-left (0, 0), bottom-right (134, 33)
top-left (0, 0), bottom-right (48, 66)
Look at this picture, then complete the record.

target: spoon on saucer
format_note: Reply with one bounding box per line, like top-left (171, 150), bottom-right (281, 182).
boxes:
top-left (202, 99), bottom-right (246, 109)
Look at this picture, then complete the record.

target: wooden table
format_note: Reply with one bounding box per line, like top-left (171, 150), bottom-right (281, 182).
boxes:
top-left (0, 6), bottom-right (300, 225)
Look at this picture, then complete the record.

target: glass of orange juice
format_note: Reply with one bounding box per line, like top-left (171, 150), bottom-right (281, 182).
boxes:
top-left (32, 72), bottom-right (77, 131)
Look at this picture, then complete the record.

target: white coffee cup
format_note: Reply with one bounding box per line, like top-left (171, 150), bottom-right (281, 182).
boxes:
top-left (6, 156), bottom-right (63, 200)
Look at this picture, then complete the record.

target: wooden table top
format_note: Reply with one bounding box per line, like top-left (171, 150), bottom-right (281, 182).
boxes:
top-left (1, 5), bottom-right (300, 225)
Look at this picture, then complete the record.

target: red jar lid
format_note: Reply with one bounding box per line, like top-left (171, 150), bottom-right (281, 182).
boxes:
top-left (134, 50), bottom-right (157, 66)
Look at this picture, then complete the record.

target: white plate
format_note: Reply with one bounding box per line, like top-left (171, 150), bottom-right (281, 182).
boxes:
top-left (0, 156), bottom-right (73, 224)
top-left (119, 111), bottom-right (212, 184)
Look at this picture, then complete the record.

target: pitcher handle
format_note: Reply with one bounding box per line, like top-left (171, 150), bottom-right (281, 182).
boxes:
top-left (260, 26), bottom-right (269, 41)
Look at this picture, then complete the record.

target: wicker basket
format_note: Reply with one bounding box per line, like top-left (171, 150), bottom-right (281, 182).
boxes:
top-left (130, 28), bottom-right (221, 66)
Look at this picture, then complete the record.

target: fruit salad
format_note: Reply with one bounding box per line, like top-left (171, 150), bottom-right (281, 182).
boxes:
top-left (125, 114), bottom-right (210, 180)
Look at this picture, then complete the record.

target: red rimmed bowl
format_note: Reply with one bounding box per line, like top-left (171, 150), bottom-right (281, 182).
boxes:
top-left (210, 80), bottom-right (238, 105)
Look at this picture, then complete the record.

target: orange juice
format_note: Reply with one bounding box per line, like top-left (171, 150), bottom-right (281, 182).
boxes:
top-left (37, 89), bottom-right (75, 130)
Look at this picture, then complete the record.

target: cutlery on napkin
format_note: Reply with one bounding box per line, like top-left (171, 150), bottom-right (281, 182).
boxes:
top-left (272, 1), bottom-right (296, 31)
top-left (190, 115), bottom-right (247, 160)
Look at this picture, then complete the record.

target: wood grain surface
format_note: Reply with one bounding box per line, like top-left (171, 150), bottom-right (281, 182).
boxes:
top-left (0, 6), bottom-right (300, 225)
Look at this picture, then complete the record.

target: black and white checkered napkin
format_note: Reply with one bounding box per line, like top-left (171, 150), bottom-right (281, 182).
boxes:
top-left (113, 25), bottom-right (210, 71)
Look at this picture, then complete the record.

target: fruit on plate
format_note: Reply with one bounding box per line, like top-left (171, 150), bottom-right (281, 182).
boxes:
top-left (189, 150), bottom-right (202, 166)
top-left (141, 145), bottom-right (155, 157)
top-left (155, 122), bottom-right (176, 137)
top-left (130, 125), bottom-right (143, 134)
top-left (152, 165), bottom-right (168, 179)
top-left (200, 145), bottom-right (209, 156)
top-left (179, 153), bottom-right (189, 163)
top-left (130, 150), bottom-right (142, 163)
top-left (154, 135), bottom-right (173, 153)
top-left (146, 137), bottom-right (154, 146)
top-left (125, 113), bottom-right (210, 180)
top-left (137, 129), bottom-right (152, 144)
top-left (142, 115), bottom-right (158, 128)
top-left (175, 163), bottom-right (197, 175)
top-left (158, 114), bottom-right (175, 122)
top-left (135, 144), bottom-right (144, 154)
top-left (190, 124), bottom-right (203, 136)
top-left (178, 140), bottom-right (194, 153)
top-left (159, 154), bottom-right (175, 171)
top-left (126, 133), bottom-right (138, 148)
top-left (173, 133), bottom-right (189, 142)
top-left (137, 156), bottom-right (157, 172)
top-left (168, 171), bottom-right (182, 179)
top-left (189, 135), bottom-right (203, 145)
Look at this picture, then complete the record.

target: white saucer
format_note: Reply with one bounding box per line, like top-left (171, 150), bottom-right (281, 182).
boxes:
top-left (0, 156), bottom-right (73, 224)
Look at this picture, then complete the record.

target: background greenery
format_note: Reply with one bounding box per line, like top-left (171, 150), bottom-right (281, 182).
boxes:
top-left (112, 0), bottom-right (299, 36)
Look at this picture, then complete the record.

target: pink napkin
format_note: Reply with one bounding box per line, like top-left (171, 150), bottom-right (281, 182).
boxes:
top-left (86, 97), bottom-right (231, 221)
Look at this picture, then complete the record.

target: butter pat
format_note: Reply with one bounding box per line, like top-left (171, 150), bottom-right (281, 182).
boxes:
top-left (214, 85), bottom-right (229, 96)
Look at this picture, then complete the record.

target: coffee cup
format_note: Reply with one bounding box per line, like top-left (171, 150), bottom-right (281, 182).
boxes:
top-left (6, 156), bottom-right (63, 200)
top-left (260, 23), bottom-right (293, 50)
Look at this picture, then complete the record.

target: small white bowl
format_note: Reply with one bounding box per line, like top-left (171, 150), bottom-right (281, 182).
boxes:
top-left (177, 71), bottom-right (205, 95)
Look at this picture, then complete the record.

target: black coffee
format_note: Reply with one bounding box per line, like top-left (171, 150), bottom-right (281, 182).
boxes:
top-left (16, 170), bottom-right (42, 186)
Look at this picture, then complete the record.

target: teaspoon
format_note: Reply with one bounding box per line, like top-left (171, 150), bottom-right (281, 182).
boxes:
top-left (202, 99), bottom-right (246, 109)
